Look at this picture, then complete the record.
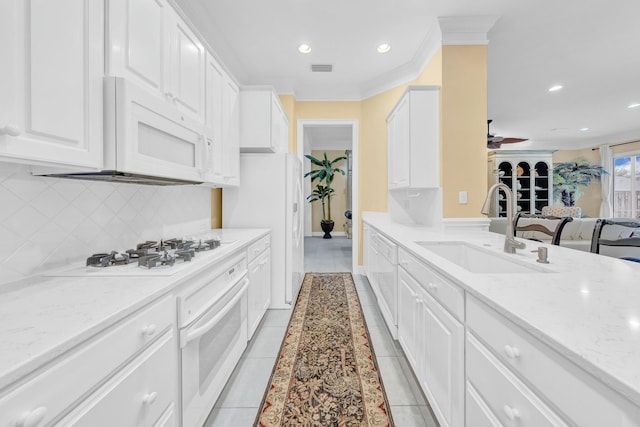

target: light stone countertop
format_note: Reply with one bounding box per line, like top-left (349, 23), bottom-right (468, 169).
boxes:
top-left (363, 212), bottom-right (640, 407)
top-left (0, 228), bottom-right (269, 392)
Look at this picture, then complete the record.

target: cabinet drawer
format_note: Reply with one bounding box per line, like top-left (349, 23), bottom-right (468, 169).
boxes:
top-left (248, 235), bottom-right (270, 263)
top-left (466, 382), bottom-right (503, 427)
top-left (467, 295), bottom-right (640, 427)
top-left (375, 233), bottom-right (397, 264)
top-left (398, 248), bottom-right (463, 321)
top-left (0, 296), bottom-right (175, 427)
top-left (59, 331), bottom-right (178, 426)
top-left (467, 332), bottom-right (568, 427)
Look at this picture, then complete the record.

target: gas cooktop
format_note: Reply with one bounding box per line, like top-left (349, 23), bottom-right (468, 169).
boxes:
top-left (46, 236), bottom-right (237, 277)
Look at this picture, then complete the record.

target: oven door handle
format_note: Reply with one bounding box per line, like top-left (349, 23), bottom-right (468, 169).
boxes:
top-left (180, 277), bottom-right (249, 348)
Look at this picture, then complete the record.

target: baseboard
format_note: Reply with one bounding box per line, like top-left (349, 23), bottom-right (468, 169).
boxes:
top-left (311, 231), bottom-right (347, 237)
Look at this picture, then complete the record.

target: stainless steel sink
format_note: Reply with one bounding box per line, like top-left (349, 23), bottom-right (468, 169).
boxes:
top-left (415, 241), bottom-right (549, 274)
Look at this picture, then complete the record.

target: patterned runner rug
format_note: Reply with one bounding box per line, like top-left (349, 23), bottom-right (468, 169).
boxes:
top-left (256, 273), bottom-right (394, 426)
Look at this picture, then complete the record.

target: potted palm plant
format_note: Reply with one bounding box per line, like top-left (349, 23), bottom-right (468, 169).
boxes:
top-left (553, 158), bottom-right (608, 206)
top-left (305, 152), bottom-right (346, 239)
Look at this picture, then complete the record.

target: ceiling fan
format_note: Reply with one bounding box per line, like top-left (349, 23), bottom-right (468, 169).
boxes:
top-left (487, 120), bottom-right (528, 149)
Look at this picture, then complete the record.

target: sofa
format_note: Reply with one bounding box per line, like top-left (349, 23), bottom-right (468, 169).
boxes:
top-left (489, 217), bottom-right (598, 252)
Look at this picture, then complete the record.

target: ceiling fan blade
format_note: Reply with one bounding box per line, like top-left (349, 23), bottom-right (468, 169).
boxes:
top-left (500, 138), bottom-right (528, 144)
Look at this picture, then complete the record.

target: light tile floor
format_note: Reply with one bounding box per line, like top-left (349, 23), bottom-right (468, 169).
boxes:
top-left (205, 237), bottom-right (438, 426)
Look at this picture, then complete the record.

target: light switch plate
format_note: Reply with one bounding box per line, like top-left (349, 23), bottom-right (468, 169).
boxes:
top-left (459, 191), bottom-right (468, 204)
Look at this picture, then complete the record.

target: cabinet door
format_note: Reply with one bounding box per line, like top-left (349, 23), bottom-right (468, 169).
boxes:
top-left (387, 112), bottom-right (398, 189)
top-left (397, 269), bottom-right (419, 371)
top-left (387, 97), bottom-right (410, 189)
top-left (167, 9), bottom-right (205, 123)
top-left (0, 0), bottom-right (103, 168)
top-left (420, 290), bottom-right (464, 427)
top-left (363, 225), bottom-right (371, 275)
top-left (222, 77), bottom-right (240, 186)
top-left (204, 52), bottom-right (225, 184)
top-left (247, 250), bottom-right (271, 338)
top-left (107, 0), bottom-right (169, 99)
top-left (260, 250), bottom-right (272, 317)
top-left (247, 258), bottom-right (262, 338)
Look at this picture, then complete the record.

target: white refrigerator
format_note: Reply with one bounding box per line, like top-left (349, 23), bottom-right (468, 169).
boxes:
top-left (222, 153), bottom-right (304, 308)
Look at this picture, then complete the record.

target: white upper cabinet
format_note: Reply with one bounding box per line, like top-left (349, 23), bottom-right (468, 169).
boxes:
top-left (203, 52), bottom-right (225, 185)
top-left (166, 7), bottom-right (206, 123)
top-left (107, 0), bottom-right (205, 124)
top-left (240, 88), bottom-right (289, 153)
top-left (203, 53), bottom-right (239, 187)
top-left (387, 86), bottom-right (440, 190)
top-left (106, 0), bottom-right (168, 98)
top-left (222, 77), bottom-right (240, 186)
top-left (0, 0), bottom-right (104, 168)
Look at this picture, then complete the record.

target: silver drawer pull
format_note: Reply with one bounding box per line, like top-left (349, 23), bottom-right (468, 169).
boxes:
top-left (16, 407), bottom-right (47, 427)
top-left (503, 404), bottom-right (520, 420)
top-left (503, 344), bottom-right (521, 359)
top-left (427, 282), bottom-right (438, 291)
top-left (142, 392), bottom-right (157, 405)
top-left (141, 324), bottom-right (157, 336)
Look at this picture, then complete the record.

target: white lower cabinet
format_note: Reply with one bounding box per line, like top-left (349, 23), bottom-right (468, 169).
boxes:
top-left (467, 295), bottom-right (640, 427)
top-left (247, 239), bottom-right (271, 339)
top-left (0, 296), bottom-right (176, 427)
top-left (419, 288), bottom-right (464, 427)
top-left (364, 221), bottom-right (640, 427)
top-left (59, 332), bottom-right (178, 427)
top-left (466, 332), bottom-right (567, 427)
top-left (397, 269), bottom-right (421, 370)
top-left (397, 266), bottom-right (464, 427)
top-left (375, 233), bottom-right (398, 339)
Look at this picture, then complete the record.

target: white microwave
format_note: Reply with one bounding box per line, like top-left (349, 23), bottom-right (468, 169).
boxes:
top-left (36, 77), bottom-right (206, 185)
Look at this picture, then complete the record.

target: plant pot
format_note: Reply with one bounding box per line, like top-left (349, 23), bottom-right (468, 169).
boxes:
top-left (320, 220), bottom-right (334, 239)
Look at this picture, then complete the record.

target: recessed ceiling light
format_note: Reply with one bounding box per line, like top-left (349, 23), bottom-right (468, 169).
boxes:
top-left (580, 127), bottom-right (590, 132)
top-left (628, 103), bottom-right (640, 109)
top-left (548, 85), bottom-right (563, 92)
top-left (297, 44), bottom-right (311, 54)
top-left (377, 43), bottom-right (391, 54)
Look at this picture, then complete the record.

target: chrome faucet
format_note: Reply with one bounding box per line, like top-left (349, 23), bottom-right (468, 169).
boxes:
top-left (481, 183), bottom-right (526, 254)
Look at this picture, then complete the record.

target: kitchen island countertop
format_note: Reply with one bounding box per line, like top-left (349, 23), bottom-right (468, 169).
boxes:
top-left (0, 228), bottom-right (269, 392)
top-left (363, 212), bottom-right (640, 408)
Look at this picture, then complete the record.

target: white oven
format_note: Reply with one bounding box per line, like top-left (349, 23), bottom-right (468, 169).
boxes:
top-left (177, 253), bottom-right (248, 427)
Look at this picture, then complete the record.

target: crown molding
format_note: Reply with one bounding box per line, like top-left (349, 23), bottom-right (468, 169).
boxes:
top-left (359, 19), bottom-right (442, 100)
top-left (438, 15), bottom-right (499, 46)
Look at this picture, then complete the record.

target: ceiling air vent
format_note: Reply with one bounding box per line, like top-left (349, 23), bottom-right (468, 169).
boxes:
top-left (311, 64), bottom-right (333, 72)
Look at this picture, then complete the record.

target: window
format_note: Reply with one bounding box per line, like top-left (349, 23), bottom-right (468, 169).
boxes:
top-left (613, 154), bottom-right (640, 218)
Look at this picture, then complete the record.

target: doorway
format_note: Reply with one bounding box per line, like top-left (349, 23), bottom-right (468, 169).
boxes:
top-left (297, 120), bottom-right (359, 273)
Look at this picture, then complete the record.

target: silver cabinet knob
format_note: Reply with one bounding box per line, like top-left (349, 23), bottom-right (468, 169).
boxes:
top-left (0, 125), bottom-right (21, 137)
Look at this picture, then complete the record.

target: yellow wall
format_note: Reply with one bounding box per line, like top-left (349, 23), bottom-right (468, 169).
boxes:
top-left (309, 150), bottom-right (348, 232)
top-left (278, 94), bottom-right (296, 153)
top-left (210, 188), bottom-right (222, 228)
top-left (441, 45), bottom-right (488, 217)
top-left (612, 140), bottom-right (640, 154)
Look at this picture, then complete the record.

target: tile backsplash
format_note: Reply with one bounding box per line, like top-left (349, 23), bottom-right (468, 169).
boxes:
top-left (0, 163), bottom-right (211, 286)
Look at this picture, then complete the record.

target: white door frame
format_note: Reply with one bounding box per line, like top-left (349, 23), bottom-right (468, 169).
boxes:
top-left (297, 119), bottom-right (360, 273)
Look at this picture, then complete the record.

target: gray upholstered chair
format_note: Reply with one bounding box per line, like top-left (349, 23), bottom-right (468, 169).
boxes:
top-left (590, 218), bottom-right (640, 263)
top-left (513, 213), bottom-right (574, 245)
